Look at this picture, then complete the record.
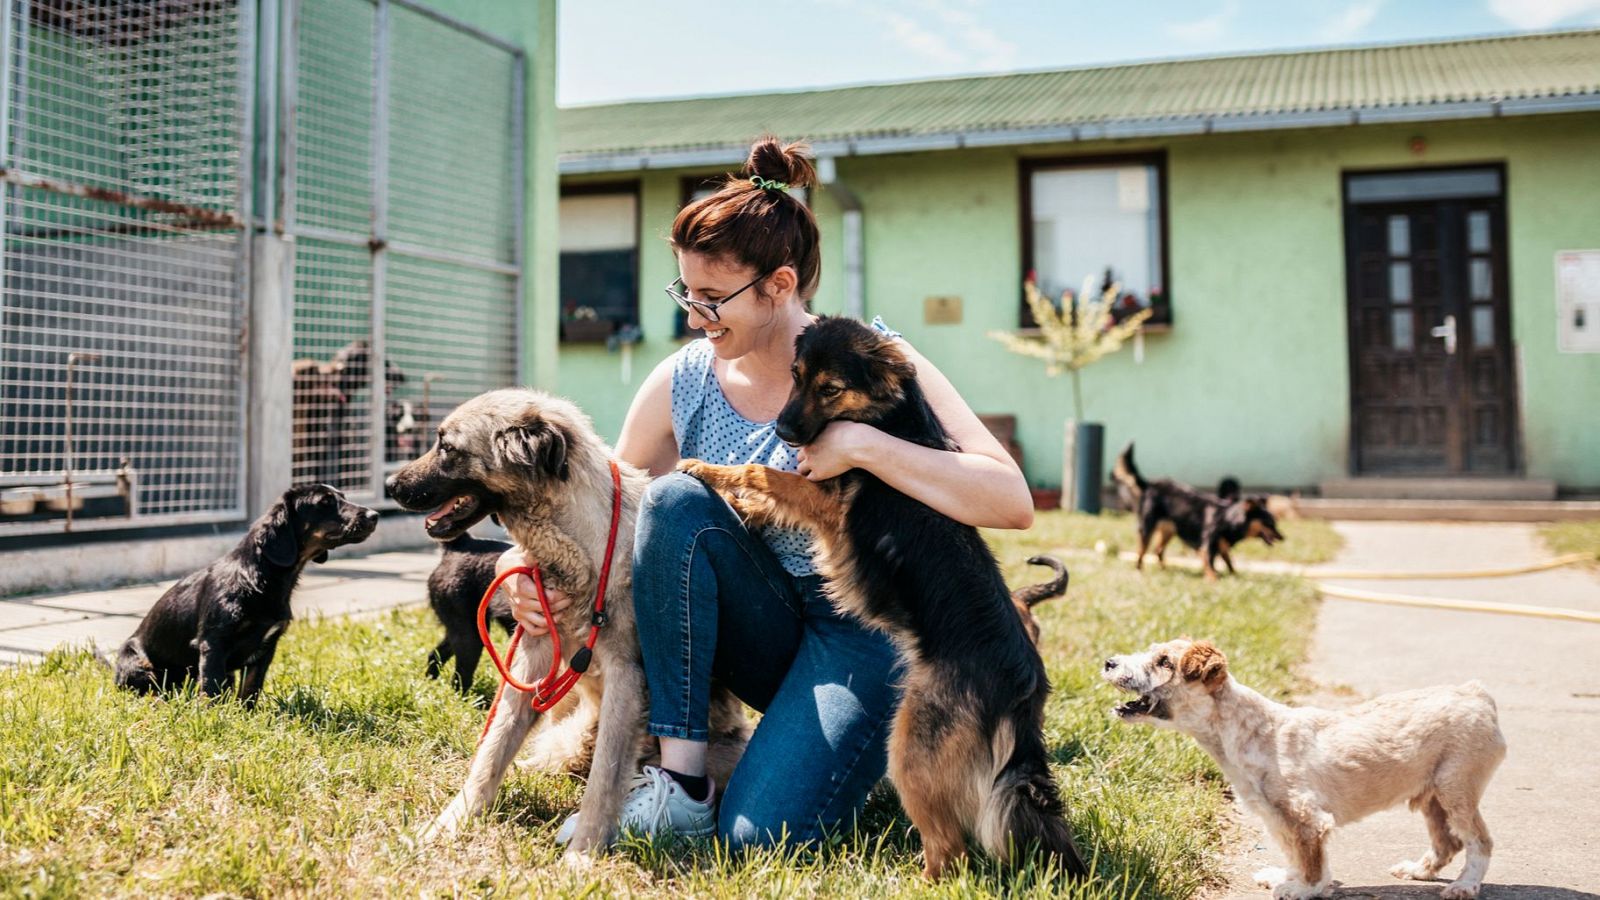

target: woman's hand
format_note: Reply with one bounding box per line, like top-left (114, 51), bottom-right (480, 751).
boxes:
top-left (496, 545), bottom-right (573, 636)
top-left (797, 421), bottom-right (878, 481)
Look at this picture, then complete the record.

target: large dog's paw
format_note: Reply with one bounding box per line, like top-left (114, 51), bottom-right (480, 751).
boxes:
top-left (1254, 867), bottom-right (1288, 890)
top-left (1390, 857), bottom-right (1440, 881)
top-left (1441, 882), bottom-right (1481, 900)
top-left (1271, 879), bottom-right (1326, 900)
top-left (675, 461), bottom-right (772, 524)
top-left (416, 797), bottom-right (468, 845)
top-left (674, 459), bottom-right (723, 485)
top-left (561, 848), bottom-right (600, 873)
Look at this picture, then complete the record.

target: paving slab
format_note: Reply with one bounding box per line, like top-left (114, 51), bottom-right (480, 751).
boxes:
top-left (0, 602), bottom-right (94, 630)
top-left (1222, 522), bottom-right (1600, 900)
top-left (0, 549), bottom-right (440, 665)
top-left (0, 615), bottom-right (146, 654)
top-left (24, 584), bottom-right (171, 616)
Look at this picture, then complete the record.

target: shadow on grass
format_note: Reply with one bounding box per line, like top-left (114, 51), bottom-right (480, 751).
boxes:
top-left (587, 779), bottom-right (1189, 899)
top-left (268, 685), bottom-right (435, 744)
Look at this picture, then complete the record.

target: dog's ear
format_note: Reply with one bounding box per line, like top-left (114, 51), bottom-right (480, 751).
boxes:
top-left (259, 491), bottom-right (300, 568)
top-left (494, 416), bottom-right (570, 481)
top-left (1179, 640), bottom-right (1228, 690)
top-left (870, 341), bottom-right (918, 399)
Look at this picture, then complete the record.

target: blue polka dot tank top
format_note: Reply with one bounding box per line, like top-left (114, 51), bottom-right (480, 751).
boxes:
top-left (670, 316), bottom-right (899, 577)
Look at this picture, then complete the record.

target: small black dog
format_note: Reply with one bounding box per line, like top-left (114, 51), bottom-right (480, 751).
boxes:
top-left (1112, 443), bottom-right (1283, 581)
top-left (113, 485), bottom-right (378, 701)
top-left (424, 532), bottom-right (517, 692)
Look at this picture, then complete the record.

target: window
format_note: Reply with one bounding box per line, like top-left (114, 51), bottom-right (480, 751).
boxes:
top-left (1021, 153), bottom-right (1169, 327)
top-left (673, 174), bottom-right (811, 338)
top-left (559, 183), bottom-right (639, 341)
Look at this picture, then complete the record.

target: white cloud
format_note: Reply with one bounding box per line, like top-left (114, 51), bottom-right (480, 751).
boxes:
top-left (1487, 0), bottom-right (1600, 28)
top-left (1320, 0), bottom-right (1384, 41)
top-left (838, 0), bottom-right (1018, 71)
top-left (1166, 0), bottom-right (1240, 43)
top-left (918, 0), bottom-right (1019, 69)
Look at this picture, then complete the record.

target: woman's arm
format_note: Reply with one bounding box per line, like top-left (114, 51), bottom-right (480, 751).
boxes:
top-left (796, 341), bottom-right (1034, 530)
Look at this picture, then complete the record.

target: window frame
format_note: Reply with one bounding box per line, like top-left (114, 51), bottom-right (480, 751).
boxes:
top-left (1018, 151), bottom-right (1172, 328)
top-left (558, 179), bottom-right (642, 342)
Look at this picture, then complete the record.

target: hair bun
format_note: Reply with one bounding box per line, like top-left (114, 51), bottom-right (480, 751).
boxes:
top-left (745, 136), bottom-right (817, 191)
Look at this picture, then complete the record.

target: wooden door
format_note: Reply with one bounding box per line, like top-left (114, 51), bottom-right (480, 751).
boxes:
top-left (1345, 172), bottom-right (1516, 475)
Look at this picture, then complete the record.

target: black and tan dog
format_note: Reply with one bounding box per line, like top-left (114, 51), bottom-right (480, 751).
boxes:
top-left (678, 316), bottom-right (1089, 880)
top-left (1112, 443), bottom-right (1283, 581)
top-left (114, 485), bottom-right (378, 701)
top-left (385, 389), bottom-right (749, 858)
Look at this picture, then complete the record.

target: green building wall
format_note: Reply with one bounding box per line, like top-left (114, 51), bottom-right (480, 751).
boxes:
top-left (557, 113), bottom-right (1600, 491)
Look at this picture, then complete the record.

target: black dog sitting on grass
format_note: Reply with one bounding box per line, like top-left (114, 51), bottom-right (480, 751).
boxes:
top-left (424, 532), bottom-right (518, 693)
top-left (113, 485), bottom-right (378, 702)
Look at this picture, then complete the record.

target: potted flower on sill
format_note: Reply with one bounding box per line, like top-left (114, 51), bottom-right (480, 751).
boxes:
top-left (561, 304), bottom-right (614, 343)
top-left (988, 274), bottom-right (1152, 514)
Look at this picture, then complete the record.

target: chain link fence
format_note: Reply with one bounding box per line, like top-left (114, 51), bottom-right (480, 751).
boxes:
top-left (286, 0), bottom-right (522, 502)
top-left (0, 0), bottom-right (525, 536)
top-left (0, 0), bottom-right (250, 534)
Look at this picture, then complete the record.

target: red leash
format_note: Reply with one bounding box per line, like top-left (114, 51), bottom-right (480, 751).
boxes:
top-left (476, 459), bottom-right (622, 743)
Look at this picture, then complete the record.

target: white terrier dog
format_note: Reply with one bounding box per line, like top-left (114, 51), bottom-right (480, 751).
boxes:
top-left (1103, 638), bottom-right (1505, 900)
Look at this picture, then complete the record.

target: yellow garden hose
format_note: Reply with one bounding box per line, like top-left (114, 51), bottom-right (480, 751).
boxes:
top-left (1072, 544), bottom-right (1600, 624)
top-left (1302, 552), bottom-right (1593, 580)
top-left (1316, 582), bottom-right (1600, 625)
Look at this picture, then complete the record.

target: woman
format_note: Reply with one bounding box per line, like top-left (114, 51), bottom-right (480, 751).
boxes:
top-left (500, 137), bottom-right (1033, 849)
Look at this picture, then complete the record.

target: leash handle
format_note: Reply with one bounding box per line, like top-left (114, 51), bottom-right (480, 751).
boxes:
top-left (474, 459), bottom-right (624, 745)
top-left (477, 566), bottom-right (566, 700)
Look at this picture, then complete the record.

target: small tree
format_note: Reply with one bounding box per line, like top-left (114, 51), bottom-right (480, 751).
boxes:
top-left (988, 275), bottom-right (1153, 422)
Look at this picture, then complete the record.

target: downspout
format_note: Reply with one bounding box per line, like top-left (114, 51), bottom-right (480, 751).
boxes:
top-left (816, 156), bottom-right (864, 319)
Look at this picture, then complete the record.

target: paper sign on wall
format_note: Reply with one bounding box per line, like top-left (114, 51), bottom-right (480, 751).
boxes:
top-left (1556, 250), bottom-right (1600, 353)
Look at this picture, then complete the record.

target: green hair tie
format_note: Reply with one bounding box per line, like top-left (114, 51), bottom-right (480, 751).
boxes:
top-left (750, 175), bottom-right (789, 193)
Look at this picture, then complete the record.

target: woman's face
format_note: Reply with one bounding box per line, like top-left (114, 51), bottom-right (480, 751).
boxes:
top-left (676, 252), bottom-right (795, 360)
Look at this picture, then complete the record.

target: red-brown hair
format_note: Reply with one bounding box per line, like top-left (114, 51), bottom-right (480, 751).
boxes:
top-left (671, 136), bottom-right (822, 300)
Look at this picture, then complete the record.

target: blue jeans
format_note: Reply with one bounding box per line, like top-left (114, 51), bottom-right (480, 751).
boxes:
top-left (634, 472), bottom-right (902, 849)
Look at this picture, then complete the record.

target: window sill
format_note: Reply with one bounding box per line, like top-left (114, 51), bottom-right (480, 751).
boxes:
top-left (560, 321), bottom-right (620, 343)
top-left (1007, 321), bottom-right (1171, 337)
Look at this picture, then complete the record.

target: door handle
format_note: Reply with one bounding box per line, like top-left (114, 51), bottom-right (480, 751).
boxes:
top-left (1430, 314), bottom-right (1457, 355)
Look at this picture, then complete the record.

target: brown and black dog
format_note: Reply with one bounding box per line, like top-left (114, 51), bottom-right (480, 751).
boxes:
top-left (678, 316), bottom-right (1089, 880)
top-left (1112, 443), bottom-right (1283, 581)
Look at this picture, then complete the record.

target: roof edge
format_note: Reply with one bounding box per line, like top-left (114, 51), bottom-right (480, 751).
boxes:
top-left (559, 94), bottom-right (1600, 175)
top-left (558, 26), bottom-right (1600, 112)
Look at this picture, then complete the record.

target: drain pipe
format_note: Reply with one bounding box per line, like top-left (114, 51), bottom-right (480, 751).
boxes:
top-left (816, 156), bottom-right (864, 319)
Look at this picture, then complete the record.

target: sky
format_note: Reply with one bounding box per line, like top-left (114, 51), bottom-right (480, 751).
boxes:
top-left (558, 0), bottom-right (1600, 107)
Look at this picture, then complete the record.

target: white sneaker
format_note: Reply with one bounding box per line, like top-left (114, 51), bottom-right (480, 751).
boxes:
top-left (554, 766), bottom-right (717, 845)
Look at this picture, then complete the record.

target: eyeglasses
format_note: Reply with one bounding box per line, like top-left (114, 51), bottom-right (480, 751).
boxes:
top-left (664, 272), bottom-right (768, 324)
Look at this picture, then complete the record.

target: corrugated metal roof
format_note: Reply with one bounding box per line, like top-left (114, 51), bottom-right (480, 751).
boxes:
top-left (559, 29), bottom-right (1600, 172)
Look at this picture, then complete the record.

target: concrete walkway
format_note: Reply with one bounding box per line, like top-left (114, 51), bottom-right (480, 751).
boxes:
top-left (0, 549), bottom-right (439, 666)
top-left (1225, 521), bottom-right (1600, 900)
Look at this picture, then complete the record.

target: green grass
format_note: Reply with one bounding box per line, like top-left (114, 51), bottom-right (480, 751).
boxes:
top-left (1539, 520), bottom-right (1600, 561)
top-left (0, 521), bottom-right (1321, 898)
top-left (1020, 509), bottom-right (1345, 566)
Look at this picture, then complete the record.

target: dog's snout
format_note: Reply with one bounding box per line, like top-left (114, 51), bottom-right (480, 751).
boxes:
top-left (363, 509), bottom-right (379, 525)
top-left (1104, 658), bottom-right (1117, 672)
top-left (383, 475), bottom-right (398, 498)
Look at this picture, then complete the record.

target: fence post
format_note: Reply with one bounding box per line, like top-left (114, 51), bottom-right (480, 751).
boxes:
top-left (247, 234), bottom-right (295, 517)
